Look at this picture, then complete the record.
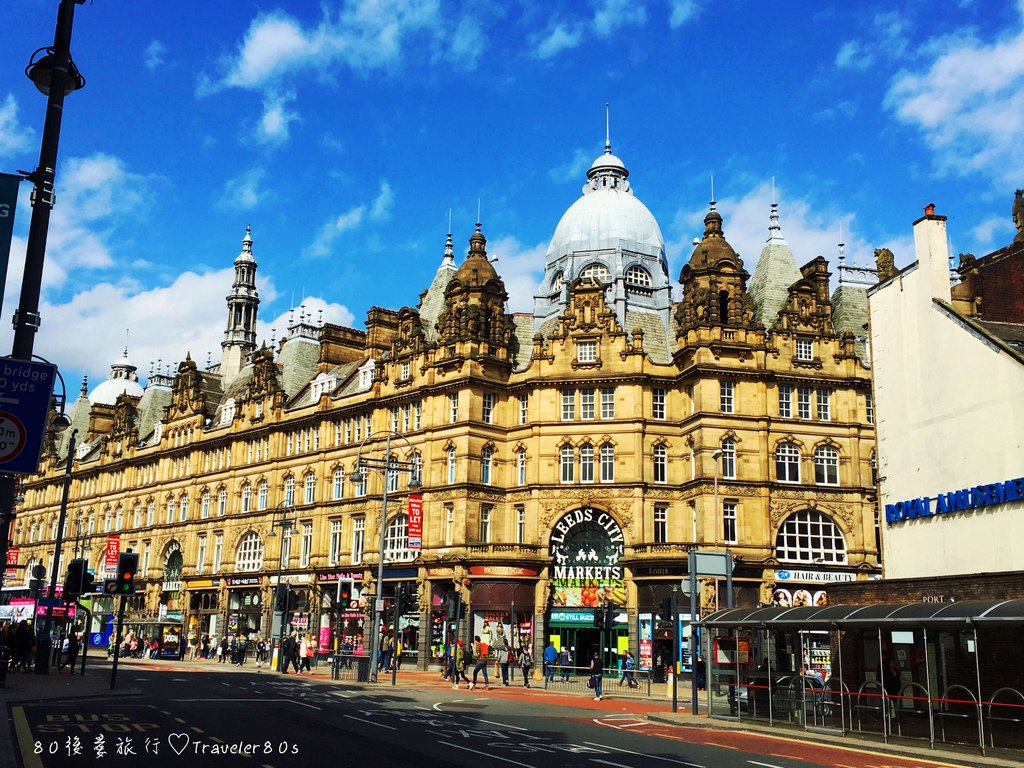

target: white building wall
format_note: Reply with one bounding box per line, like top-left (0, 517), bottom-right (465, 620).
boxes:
top-left (868, 214), bottom-right (1024, 579)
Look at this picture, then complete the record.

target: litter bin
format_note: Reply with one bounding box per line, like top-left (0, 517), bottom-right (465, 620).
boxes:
top-left (0, 646), bottom-right (11, 687)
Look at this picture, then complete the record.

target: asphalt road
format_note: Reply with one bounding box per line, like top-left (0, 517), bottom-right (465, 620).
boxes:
top-left (9, 665), bottom-right (971, 768)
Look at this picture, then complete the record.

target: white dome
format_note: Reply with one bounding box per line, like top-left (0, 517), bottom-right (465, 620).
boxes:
top-left (89, 377), bottom-right (144, 406)
top-left (546, 186), bottom-right (666, 265)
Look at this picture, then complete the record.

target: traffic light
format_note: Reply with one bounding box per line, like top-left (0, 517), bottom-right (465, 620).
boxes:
top-left (658, 596), bottom-right (674, 622)
top-left (82, 569), bottom-right (95, 595)
top-left (63, 558), bottom-right (87, 598)
top-left (502, 610), bottom-right (511, 624)
top-left (337, 579), bottom-right (353, 611)
top-left (397, 587), bottom-right (417, 614)
top-left (604, 604), bottom-right (615, 631)
top-left (593, 607), bottom-right (603, 628)
top-left (275, 585), bottom-right (297, 612)
top-left (444, 590), bottom-right (460, 621)
top-left (114, 552), bottom-right (139, 594)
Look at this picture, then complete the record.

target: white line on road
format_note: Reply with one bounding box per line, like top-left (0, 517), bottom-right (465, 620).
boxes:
top-left (748, 763), bottom-right (786, 768)
top-left (169, 698), bottom-right (321, 711)
top-left (591, 760), bottom-right (636, 768)
top-left (342, 714), bottom-right (396, 730)
top-left (438, 741), bottom-right (534, 768)
top-left (582, 742), bottom-right (704, 768)
top-left (476, 717), bottom-right (527, 731)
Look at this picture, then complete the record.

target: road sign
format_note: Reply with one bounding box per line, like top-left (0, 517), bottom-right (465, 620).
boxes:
top-left (0, 357), bottom-right (57, 474)
top-left (37, 597), bottom-right (62, 607)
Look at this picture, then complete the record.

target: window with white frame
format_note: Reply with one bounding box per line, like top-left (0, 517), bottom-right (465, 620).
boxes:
top-left (479, 505), bottom-right (492, 543)
top-left (720, 380), bottom-right (735, 413)
top-left (814, 445), bottom-right (839, 485)
top-left (516, 448), bottom-right (527, 485)
top-left (235, 532), bottom-right (265, 572)
top-left (580, 388), bottom-right (595, 420)
top-left (280, 529), bottom-right (292, 566)
top-left (518, 394), bottom-right (528, 425)
top-left (196, 535), bottom-right (206, 574)
top-left (133, 505), bottom-right (141, 528)
top-left (481, 447), bottom-right (493, 485)
top-left (218, 487), bottom-right (227, 516)
top-left (516, 505), bottom-right (525, 544)
top-left (401, 361), bottom-right (411, 380)
top-left (212, 533), bottom-right (223, 572)
top-left (580, 263), bottom-right (610, 282)
top-left (384, 515), bottom-right (413, 562)
top-left (300, 522), bottom-right (312, 568)
top-left (577, 340), bottom-right (597, 363)
top-left (866, 390), bottom-right (874, 424)
top-left (201, 491), bottom-right (211, 519)
top-left (386, 458), bottom-right (399, 493)
top-left (284, 476), bottom-right (295, 507)
top-left (358, 360), bottom-right (375, 390)
top-left (653, 444), bottom-right (667, 483)
top-left (115, 506), bottom-right (123, 530)
top-left (449, 393), bottom-right (459, 423)
top-left (561, 388), bottom-right (575, 420)
top-left (414, 401), bottom-right (422, 430)
top-left (652, 388), bottom-right (666, 420)
top-left (560, 445), bottom-right (574, 483)
top-left (146, 502), bottom-right (154, 527)
top-left (775, 442), bottom-right (801, 483)
top-left (720, 438), bottom-right (736, 479)
top-left (796, 338), bottom-right (813, 361)
top-left (600, 387), bottom-right (615, 419)
top-left (817, 388), bottom-right (831, 421)
top-left (482, 393), bottom-right (495, 424)
top-left (625, 264), bottom-right (652, 286)
top-left (779, 385), bottom-right (792, 418)
top-left (241, 483), bottom-right (252, 514)
top-left (775, 510), bottom-right (846, 563)
top-left (580, 443), bottom-right (594, 483)
top-left (444, 505), bottom-right (454, 546)
top-left (446, 448), bottom-right (456, 484)
top-left (304, 473), bottom-right (316, 504)
top-left (723, 501), bottom-right (738, 544)
top-left (797, 386), bottom-right (812, 419)
top-left (352, 516), bottom-right (365, 563)
top-left (165, 499), bottom-right (173, 525)
top-left (412, 451), bottom-right (423, 485)
top-left (402, 404), bottom-right (411, 433)
top-left (328, 468), bottom-right (342, 501)
top-left (389, 406), bottom-right (399, 432)
top-left (179, 494), bottom-right (189, 522)
top-left (353, 467), bottom-right (366, 496)
top-left (654, 504), bottom-right (668, 543)
top-left (600, 443), bottom-right (615, 482)
top-left (329, 519), bottom-right (342, 565)
top-left (257, 480), bottom-right (268, 510)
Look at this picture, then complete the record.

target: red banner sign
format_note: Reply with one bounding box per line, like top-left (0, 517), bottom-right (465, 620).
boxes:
top-left (104, 535), bottom-right (121, 572)
top-left (407, 494), bottom-right (423, 550)
top-left (4, 546), bottom-right (17, 581)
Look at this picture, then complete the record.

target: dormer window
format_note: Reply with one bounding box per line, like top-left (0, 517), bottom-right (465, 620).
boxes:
top-left (218, 398), bottom-right (236, 425)
top-left (625, 265), bottom-right (652, 286)
top-left (577, 340), bottom-right (597, 364)
top-left (796, 338), bottom-right (813, 361)
top-left (310, 373), bottom-right (337, 400)
top-left (401, 361), bottom-right (411, 380)
top-left (357, 360), bottom-right (376, 391)
top-left (579, 263), bottom-right (611, 283)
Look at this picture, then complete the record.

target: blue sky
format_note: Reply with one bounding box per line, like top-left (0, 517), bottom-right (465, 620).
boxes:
top-left (1, 0), bottom-right (1023, 395)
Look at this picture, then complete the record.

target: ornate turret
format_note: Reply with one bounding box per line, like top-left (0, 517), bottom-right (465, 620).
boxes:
top-left (220, 225), bottom-right (261, 384)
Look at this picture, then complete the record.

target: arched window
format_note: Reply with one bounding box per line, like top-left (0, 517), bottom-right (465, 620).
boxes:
top-left (579, 443), bottom-right (594, 483)
top-left (718, 290), bottom-right (730, 322)
top-left (257, 480), bottom-right (268, 511)
top-left (384, 515), bottom-right (413, 562)
top-left (446, 448), bottom-right (456, 484)
top-left (653, 444), bottom-right (667, 483)
top-left (560, 445), bottom-right (575, 483)
top-left (516, 448), bottom-right (527, 485)
top-left (283, 476), bottom-right (295, 506)
top-left (579, 263), bottom-right (611, 283)
top-left (333, 467), bottom-right (345, 500)
top-left (304, 472), bottom-right (316, 504)
top-left (236, 532), bottom-right (265, 571)
top-left (775, 442), bottom-right (800, 483)
top-left (179, 494), bottom-right (189, 522)
top-left (814, 445), bottom-right (839, 485)
top-left (481, 447), bottom-right (493, 485)
top-left (164, 548), bottom-right (183, 584)
top-left (386, 455), bottom-right (399, 493)
top-left (551, 270), bottom-right (564, 291)
top-left (217, 487), bottom-right (227, 516)
top-left (241, 482), bottom-right (252, 514)
top-left (624, 265), bottom-right (652, 286)
top-left (720, 438), bottom-right (736, 479)
top-left (600, 443), bottom-right (615, 482)
top-left (201, 490), bottom-right (211, 519)
top-left (775, 510), bottom-right (846, 563)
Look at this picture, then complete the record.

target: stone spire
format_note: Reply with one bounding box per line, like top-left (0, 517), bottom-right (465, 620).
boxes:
top-left (220, 225), bottom-right (260, 385)
top-left (749, 199), bottom-right (802, 329)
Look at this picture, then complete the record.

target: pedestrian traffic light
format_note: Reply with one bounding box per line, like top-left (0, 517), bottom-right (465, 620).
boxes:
top-left (658, 596), bottom-right (674, 622)
top-left (337, 579), bottom-right (353, 610)
top-left (444, 590), bottom-right (460, 621)
top-left (81, 570), bottom-right (95, 595)
top-left (114, 552), bottom-right (139, 594)
top-left (593, 605), bottom-right (604, 628)
top-left (63, 558), bottom-right (87, 598)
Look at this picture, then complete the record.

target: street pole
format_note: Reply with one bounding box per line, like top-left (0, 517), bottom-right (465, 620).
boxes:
top-left (0, 0), bottom-right (85, 592)
top-left (690, 559), bottom-right (699, 715)
top-left (671, 586), bottom-right (679, 713)
top-left (271, 505), bottom-right (293, 672)
top-left (34, 429), bottom-right (76, 674)
top-left (391, 590), bottom-right (400, 686)
top-left (367, 432), bottom-right (392, 684)
top-left (109, 593), bottom-right (126, 690)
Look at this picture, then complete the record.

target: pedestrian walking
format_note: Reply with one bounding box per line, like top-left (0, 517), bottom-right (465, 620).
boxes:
top-left (451, 640), bottom-right (471, 688)
top-left (543, 641), bottom-right (557, 683)
top-left (498, 643), bottom-right (511, 686)
top-left (218, 636), bottom-right (228, 663)
top-left (469, 635), bottom-right (490, 690)
top-left (518, 645), bottom-right (534, 688)
top-left (589, 650), bottom-right (604, 700)
top-left (559, 646), bottom-right (571, 682)
top-left (59, 632), bottom-right (81, 674)
top-left (300, 635), bottom-right (313, 674)
top-left (619, 650), bottom-right (638, 688)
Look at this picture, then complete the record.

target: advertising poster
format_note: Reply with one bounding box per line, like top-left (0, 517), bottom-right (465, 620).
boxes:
top-left (407, 494), bottom-right (422, 549)
top-left (549, 507), bottom-right (625, 608)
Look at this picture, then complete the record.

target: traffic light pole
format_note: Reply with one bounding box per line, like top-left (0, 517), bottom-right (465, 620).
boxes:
top-left (390, 592), bottom-right (400, 687)
top-left (672, 586), bottom-right (679, 713)
top-left (109, 593), bottom-right (126, 690)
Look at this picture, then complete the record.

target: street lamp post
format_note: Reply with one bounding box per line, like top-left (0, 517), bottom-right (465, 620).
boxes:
top-left (0, 0), bottom-right (87, 593)
top-left (267, 503), bottom-right (296, 672)
top-left (711, 449), bottom-right (721, 549)
top-left (350, 431), bottom-right (420, 685)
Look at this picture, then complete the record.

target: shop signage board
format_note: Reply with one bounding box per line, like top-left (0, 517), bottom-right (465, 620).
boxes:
top-left (104, 535), bottom-right (120, 575)
top-left (316, 571), bottom-right (362, 583)
top-left (226, 576), bottom-right (261, 587)
top-left (468, 565), bottom-right (538, 577)
top-left (407, 493), bottom-right (422, 549)
top-left (885, 474), bottom-right (1024, 525)
top-left (5, 546), bottom-right (18, 581)
top-left (548, 507), bottom-right (625, 609)
top-left (0, 357), bottom-right (57, 474)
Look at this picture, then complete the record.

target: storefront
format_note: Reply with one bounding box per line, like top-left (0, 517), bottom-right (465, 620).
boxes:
top-left (315, 570), bottom-right (365, 655)
top-left (225, 575), bottom-right (263, 639)
top-left (184, 578), bottom-right (221, 649)
top-left (378, 567), bottom-right (418, 667)
top-left (468, 567), bottom-right (537, 654)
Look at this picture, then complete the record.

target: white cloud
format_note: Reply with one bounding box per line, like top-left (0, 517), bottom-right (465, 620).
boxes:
top-left (255, 91), bottom-right (299, 146)
top-left (835, 40), bottom-right (872, 70)
top-left (593, 0), bottom-right (646, 37)
top-left (485, 235), bottom-right (547, 313)
top-left (445, 15), bottom-right (484, 71)
top-left (534, 23), bottom-right (584, 60)
top-left (970, 215), bottom-right (1011, 245)
top-left (144, 40), bottom-right (167, 71)
top-left (548, 147), bottom-right (592, 184)
top-left (884, 5), bottom-right (1024, 187)
top-left (370, 181), bottom-right (393, 221)
top-left (219, 168), bottom-right (266, 210)
top-left (261, 295), bottom-right (355, 342)
top-left (668, 0), bottom-right (701, 29)
top-left (221, 13), bottom-right (313, 90)
top-left (306, 207), bottom-right (366, 258)
top-left (0, 94), bottom-right (34, 158)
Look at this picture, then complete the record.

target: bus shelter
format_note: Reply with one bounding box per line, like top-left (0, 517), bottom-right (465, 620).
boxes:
top-left (699, 600), bottom-right (1024, 756)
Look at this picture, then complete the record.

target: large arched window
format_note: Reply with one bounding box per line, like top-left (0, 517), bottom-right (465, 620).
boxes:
top-left (164, 548), bottom-right (183, 585)
top-left (283, 475), bottom-right (295, 506)
top-left (775, 442), bottom-right (800, 483)
top-left (579, 263), bottom-right (611, 283)
top-left (384, 515), bottom-right (414, 562)
top-left (332, 467), bottom-right (345, 500)
top-left (236, 532), bottom-right (265, 571)
top-left (179, 493), bottom-right (189, 522)
top-left (814, 445), bottom-right (839, 485)
top-left (775, 510), bottom-right (847, 563)
top-left (624, 265), bottom-right (652, 286)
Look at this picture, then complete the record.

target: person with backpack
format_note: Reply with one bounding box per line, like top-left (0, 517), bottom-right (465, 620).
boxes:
top-left (451, 640), bottom-right (471, 689)
top-left (518, 645), bottom-right (534, 688)
top-left (469, 634), bottom-right (491, 690)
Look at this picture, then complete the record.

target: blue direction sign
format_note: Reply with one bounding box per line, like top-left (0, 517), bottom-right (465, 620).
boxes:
top-left (37, 597), bottom-right (63, 608)
top-left (0, 358), bottom-right (57, 474)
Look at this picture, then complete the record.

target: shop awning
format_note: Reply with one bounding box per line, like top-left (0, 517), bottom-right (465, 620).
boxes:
top-left (701, 599), bottom-right (1024, 629)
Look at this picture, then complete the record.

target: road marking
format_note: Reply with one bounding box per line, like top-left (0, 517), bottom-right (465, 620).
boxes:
top-left (342, 714), bottom-right (396, 730)
top-left (707, 743), bottom-right (739, 750)
top-left (169, 697), bottom-right (321, 711)
top-left (594, 717), bottom-right (647, 729)
top-left (749, 762), bottom-right (787, 768)
top-left (582, 741), bottom-right (704, 767)
top-left (477, 717), bottom-right (527, 731)
top-left (438, 741), bottom-right (534, 767)
top-left (12, 707), bottom-right (43, 768)
top-left (592, 760), bottom-right (636, 768)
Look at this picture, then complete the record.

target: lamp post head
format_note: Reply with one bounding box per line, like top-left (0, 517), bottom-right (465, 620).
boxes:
top-left (51, 412), bottom-right (72, 434)
top-left (26, 47), bottom-right (86, 96)
top-left (349, 471), bottom-right (365, 484)
top-left (408, 478), bottom-right (422, 491)
top-left (711, 449), bottom-right (722, 460)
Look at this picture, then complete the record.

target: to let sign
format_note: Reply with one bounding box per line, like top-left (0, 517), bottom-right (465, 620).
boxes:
top-left (0, 358), bottom-right (57, 474)
top-left (104, 535), bottom-right (121, 573)
top-left (407, 494), bottom-right (423, 550)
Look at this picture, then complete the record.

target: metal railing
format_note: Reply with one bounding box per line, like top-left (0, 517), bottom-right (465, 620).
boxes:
top-left (541, 664), bottom-right (653, 697)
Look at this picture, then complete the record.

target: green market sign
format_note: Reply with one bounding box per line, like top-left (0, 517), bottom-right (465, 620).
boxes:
top-left (549, 507), bottom-right (625, 609)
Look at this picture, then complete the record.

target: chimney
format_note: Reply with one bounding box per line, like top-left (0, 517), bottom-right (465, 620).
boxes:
top-left (912, 203), bottom-right (950, 301)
